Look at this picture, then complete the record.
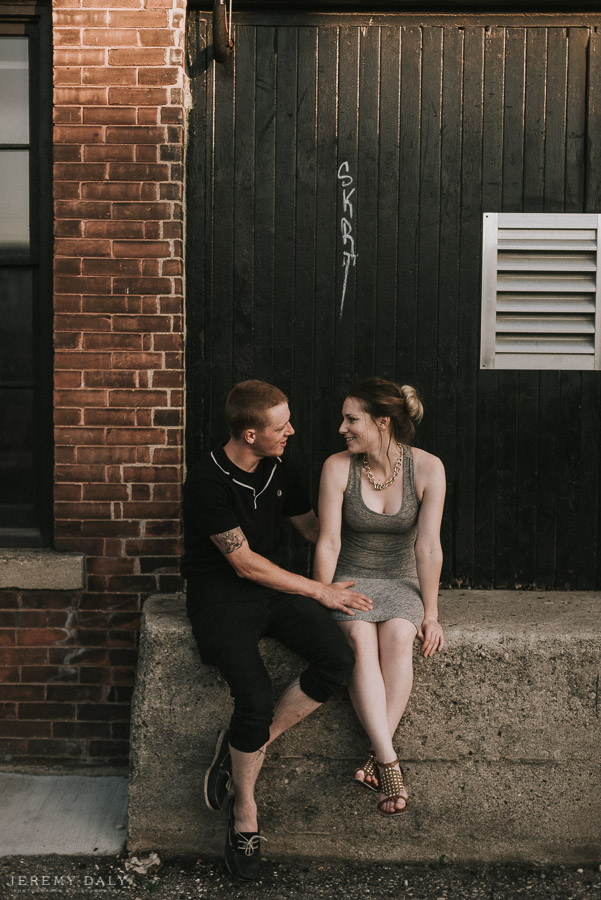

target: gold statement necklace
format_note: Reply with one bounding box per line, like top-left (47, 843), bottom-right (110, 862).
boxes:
top-left (362, 443), bottom-right (404, 491)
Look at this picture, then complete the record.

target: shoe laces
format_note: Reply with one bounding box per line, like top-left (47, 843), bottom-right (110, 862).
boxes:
top-left (235, 831), bottom-right (267, 856)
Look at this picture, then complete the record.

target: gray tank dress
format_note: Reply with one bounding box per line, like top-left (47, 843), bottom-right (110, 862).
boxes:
top-left (331, 449), bottom-right (424, 630)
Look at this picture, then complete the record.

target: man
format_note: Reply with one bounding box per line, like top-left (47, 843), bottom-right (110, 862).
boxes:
top-left (182, 380), bottom-right (371, 880)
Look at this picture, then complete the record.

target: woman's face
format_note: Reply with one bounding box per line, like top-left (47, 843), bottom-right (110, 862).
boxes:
top-left (339, 396), bottom-right (381, 454)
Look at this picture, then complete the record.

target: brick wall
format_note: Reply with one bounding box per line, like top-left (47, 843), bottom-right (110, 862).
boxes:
top-left (0, 1), bottom-right (186, 767)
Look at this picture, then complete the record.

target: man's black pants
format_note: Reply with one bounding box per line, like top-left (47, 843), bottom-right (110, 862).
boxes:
top-left (187, 587), bottom-right (355, 753)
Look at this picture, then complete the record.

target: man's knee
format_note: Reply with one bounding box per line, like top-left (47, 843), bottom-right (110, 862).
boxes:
top-left (230, 688), bottom-right (274, 753)
top-left (300, 637), bottom-right (355, 703)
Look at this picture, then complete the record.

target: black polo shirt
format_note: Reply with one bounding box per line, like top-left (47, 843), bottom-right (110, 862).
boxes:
top-left (182, 445), bottom-right (311, 606)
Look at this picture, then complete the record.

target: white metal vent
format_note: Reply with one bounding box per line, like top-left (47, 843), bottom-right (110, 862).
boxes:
top-left (480, 213), bottom-right (601, 370)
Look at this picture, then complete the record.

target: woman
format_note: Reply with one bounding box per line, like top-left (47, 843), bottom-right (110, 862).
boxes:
top-left (313, 377), bottom-right (445, 817)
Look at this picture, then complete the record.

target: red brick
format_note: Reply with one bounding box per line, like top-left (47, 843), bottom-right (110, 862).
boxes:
top-left (84, 221), bottom-right (145, 239)
top-left (108, 48), bottom-right (166, 66)
top-left (55, 49), bottom-right (106, 66)
top-left (83, 67), bottom-right (136, 86)
top-left (124, 538), bottom-right (178, 556)
top-left (54, 409), bottom-right (82, 427)
top-left (121, 501), bottom-right (178, 518)
top-left (162, 221), bottom-right (183, 239)
top-left (26, 739), bottom-right (84, 757)
top-left (55, 350), bottom-right (112, 369)
top-left (84, 371), bottom-right (138, 388)
top-left (151, 437), bottom-right (182, 455)
top-left (161, 106), bottom-right (184, 125)
top-left (112, 202), bottom-right (170, 221)
top-left (0, 648), bottom-right (48, 666)
top-left (55, 201), bottom-right (113, 221)
top-left (137, 107), bottom-right (158, 126)
top-left (112, 313), bottom-right (172, 331)
top-left (56, 220), bottom-right (84, 238)
top-left (0, 738), bottom-right (28, 755)
top-left (55, 66), bottom-right (83, 85)
top-left (80, 294), bottom-right (140, 313)
top-left (108, 9), bottom-right (167, 26)
top-left (135, 145), bottom-right (158, 164)
top-left (135, 409), bottom-right (152, 427)
top-left (2, 722), bottom-right (53, 738)
top-left (54, 107), bottom-right (83, 124)
top-left (139, 29), bottom-right (176, 47)
top-left (1, 685), bottom-right (45, 701)
top-left (54, 184), bottom-right (82, 201)
top-left (152, 371), bottom-right (183, 388)
top-left (89, 739), bottom-right (129, 757)
top-left (87, 558), bottom-right (136, 575)
top-left (152, 483), bottom-right (181, 502)
top-left (84, 145), bottom-right (136, 162)
top-left (81, 521), bottom-right (140, 537)
top-left (20, 592), bottom-right (77, 610)
top-left (83, 107), bottom-right (137, 125)
top-left (77, 446), bottom-right (137, 464)
top-left (82, 0), bottom-right (141, 6)
top-left (106, 125), bottom-right (165, 144)
top-left (0, 703), bottom-right (17, 719)
top-left (0, 631), bottom-right (16, 647)
top-left (55, 483), bottom-right (82, 501)
top-left (55, 428), bottom-right (106, 447)
top-left (83, 409), bottom-right (136, 426)
top-left (107, 162), bottom-right (169, 180)
top-left (106, 428), bottom-right (165, 445)
top-left (83, 182), bottom-right (141, 200)
top-left (83, 333), bottom-right (142, 350)
top-left (55, 163), bottom-right (107, 182)
top-left (82, 483), bottom-right (129, 500)
top-left (82, 259), bottom-right (142, 276)
top-left (56, 239), bottom-right (112, 259)
top-left (82, 28), bottom-right (138, 46)
top-left (54, 259), bottom-right (82, 277)
top-left (108, 390), bottom-right (167, 407)
top-left (109, 87), bottom-right (168, 107)
top-left (53, 29), bottom-right (82, 48)
top-left (152, 333), bottom-right (181, 351)
top-left (0, 593), bottom-right (20, 610)
top-left (0, 666), bottom-right (19, 682)
top-left (138, 67), bottom-right (179, 86)
top-left (54, 125), bottom-right (103, 144)
top-left (49, 647), bottom-right (108, 665)
top-left (21, 666), bottom-right (78, 684)
top-left (55, 389), bottom-right (108, 407)
top-left (56, 502), bottom-right (113, 520)
top-left (111, 351), bottom-right (163, 368)
top-left (55, 465), bottom-right (106, 482)
top-left (161, 259), bottom-right (183, 278)
top-left (145, 520), bottom-right (181, 537)
top-left (56, 10), bottom-right (109, 26)
top-left (54, 721), bottom-right (111, 739)
top-left (55, 87), bottom-right (109, 106)
top-left (55, 276), bottom-right (113, 295)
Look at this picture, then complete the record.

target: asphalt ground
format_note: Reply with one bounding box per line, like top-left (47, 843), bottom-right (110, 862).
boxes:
top-left (1, 855), bottom-right (600, 900)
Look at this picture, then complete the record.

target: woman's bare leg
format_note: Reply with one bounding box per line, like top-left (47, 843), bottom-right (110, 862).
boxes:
top-left (338, 620), bottom-right (405, 811)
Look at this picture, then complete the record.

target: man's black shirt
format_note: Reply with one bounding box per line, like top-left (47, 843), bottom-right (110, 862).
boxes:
top-left (182, 445), bottom-right (311, 605)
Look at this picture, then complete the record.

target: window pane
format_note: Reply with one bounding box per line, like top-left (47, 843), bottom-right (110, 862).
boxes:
top-left (0, 150), bottom-right (29, 250)
top-left (0, 387), bottom-right (33, 505)
top-left (0, 37), bottom-right (29, 144)
top-left (0, 267), bottom-right (33, 382)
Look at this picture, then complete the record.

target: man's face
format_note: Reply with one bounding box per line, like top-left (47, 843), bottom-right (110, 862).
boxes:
top-left (251, 402), bottom-right (295, 457)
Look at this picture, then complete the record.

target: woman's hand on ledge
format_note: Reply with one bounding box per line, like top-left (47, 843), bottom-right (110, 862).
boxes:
top-left (418, 617), bottom-right (444, 658)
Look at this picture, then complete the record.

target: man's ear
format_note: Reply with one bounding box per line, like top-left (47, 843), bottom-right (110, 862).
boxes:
top-left (243, 429), bottom-right (256, 445)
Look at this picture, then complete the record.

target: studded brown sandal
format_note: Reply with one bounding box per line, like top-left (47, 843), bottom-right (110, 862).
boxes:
top-left (353, 749), bottom-right (380, 793)
top-left (376, 758), bottom-right (408, 817)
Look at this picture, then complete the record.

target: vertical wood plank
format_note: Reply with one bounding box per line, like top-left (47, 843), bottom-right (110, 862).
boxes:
top-left (232, 26), bottom-right (256, 385)
top-left (396, 26), bottom-right (422, 384)
top-left (375, 26), bottom-right (401, 381)
top-left (437, 24), bottom-right (464, 583)
top-left (454, 24), bottom-right (484, 585)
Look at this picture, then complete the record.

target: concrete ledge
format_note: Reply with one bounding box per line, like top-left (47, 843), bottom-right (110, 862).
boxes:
top-left (128, 591), bottom-right (601, 865)
top-left (0, 549), bottom-right (85, 591)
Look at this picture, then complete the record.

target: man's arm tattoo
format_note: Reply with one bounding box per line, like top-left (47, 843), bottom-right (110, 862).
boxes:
top-left (212, 528), bottom-right (247, 555)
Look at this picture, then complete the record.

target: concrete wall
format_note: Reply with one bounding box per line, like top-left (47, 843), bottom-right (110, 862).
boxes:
top-left (128, 592), bottom-right (601, 864)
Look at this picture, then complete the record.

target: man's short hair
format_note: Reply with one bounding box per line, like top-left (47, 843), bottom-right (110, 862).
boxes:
top-left (225, 380), bottom-right (288, 438)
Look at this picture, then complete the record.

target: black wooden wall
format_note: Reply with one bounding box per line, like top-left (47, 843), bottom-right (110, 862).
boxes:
top-left (186, 12), bottom-right (601, 589)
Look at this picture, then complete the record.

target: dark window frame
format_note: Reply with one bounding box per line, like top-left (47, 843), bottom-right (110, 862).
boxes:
top-left (0, 2), bottom-right (52, 547)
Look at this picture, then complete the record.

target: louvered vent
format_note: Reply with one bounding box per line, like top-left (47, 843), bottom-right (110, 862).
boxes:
top-left (481, 213), bottom-right (601, 370)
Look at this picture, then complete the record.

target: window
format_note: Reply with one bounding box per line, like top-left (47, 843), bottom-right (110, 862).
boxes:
top-left (480, 212), bottom-right (601, 371)
top-left (0, 8), bottom-right (52, 546)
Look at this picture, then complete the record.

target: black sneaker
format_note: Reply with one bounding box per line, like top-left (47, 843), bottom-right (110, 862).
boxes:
top-left (204, 727), bottom-right (232, 811)
top-left (224, 797), bottom-right (264, 881)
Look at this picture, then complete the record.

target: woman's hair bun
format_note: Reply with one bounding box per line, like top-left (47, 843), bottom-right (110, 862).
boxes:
top-left (400, 384), bottom-right (423, 424)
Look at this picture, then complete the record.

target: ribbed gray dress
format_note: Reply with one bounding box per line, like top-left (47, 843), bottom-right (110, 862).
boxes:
top-left (331, 449), bottom-right (424, 630)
